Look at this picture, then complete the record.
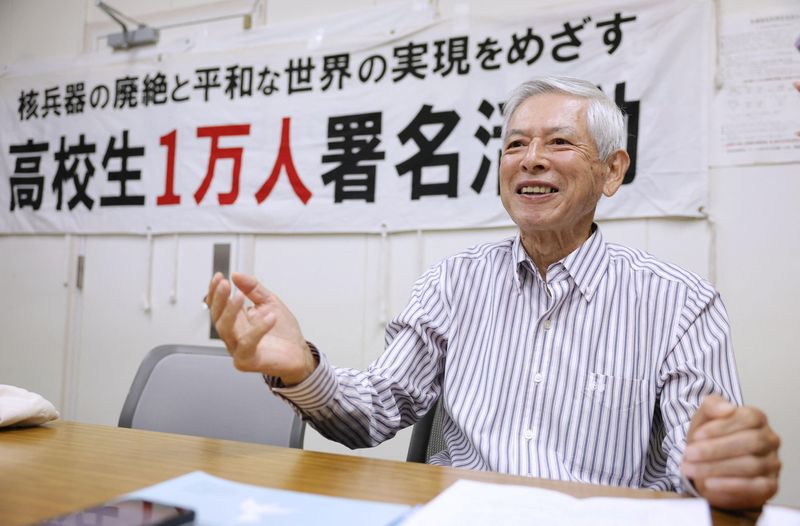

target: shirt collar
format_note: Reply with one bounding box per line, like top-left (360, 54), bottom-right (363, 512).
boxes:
top-left (511, 234), bottom-right (533, 294)
top-left (512, 224), bottom-right (610, 302)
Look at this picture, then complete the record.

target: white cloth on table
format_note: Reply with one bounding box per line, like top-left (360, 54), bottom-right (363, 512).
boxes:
top-left (0, 384), bottom-right (59, 427)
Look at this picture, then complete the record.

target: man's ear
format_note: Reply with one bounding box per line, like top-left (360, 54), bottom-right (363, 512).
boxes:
top-left (602, 149), bottom-right (630, 197)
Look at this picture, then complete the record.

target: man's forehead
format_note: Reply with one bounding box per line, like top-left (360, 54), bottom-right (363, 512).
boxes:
top-left (507, 94), bottom-right (589, 132)
top-left (513, 92), bottom-right (588, 117)
top-left (506, 124), bottom-right (581, 137)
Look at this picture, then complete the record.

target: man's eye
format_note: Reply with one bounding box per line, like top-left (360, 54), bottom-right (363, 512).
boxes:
top-left (506, 140), bottom-right (524, 150)
top-left (551, 138), bottom-right (569, 145)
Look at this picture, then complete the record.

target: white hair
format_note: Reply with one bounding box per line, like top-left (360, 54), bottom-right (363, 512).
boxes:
top-left (501, 76), bottom-right (626, 161)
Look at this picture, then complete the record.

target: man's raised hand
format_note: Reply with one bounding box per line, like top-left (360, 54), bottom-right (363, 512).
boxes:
top-left (207, 272), bottom-right (317, 386)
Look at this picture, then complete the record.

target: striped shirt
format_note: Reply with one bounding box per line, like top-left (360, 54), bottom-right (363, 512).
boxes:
top-left (271, 226), bottom-right (742, 492)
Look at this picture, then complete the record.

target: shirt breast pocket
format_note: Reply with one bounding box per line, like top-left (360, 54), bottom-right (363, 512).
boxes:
top-left (564, 372), bottom-right (652, 484)
top-left (583, 371), bottom-right (649, 411)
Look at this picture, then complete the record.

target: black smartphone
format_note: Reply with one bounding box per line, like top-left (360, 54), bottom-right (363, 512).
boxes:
top-left (30, 498), bottom-right (195, 526)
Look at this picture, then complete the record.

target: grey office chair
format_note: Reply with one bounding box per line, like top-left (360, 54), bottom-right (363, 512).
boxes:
top-left (119, 344), bottom-right (304, 448)
top-left (406, 399), bottom-right (446, 463)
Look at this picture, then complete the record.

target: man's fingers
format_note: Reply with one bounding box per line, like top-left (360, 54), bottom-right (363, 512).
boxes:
top-left (692, 406), bottom-right (768, 441)
top-left (209, 277), bottom-right (232, 322)
top-left (682, 451), bottom-right (781, 479)
top-left (215, 292), bottom-right (246, 346)
top-left (684, 428), bottom-right (779, 463)
top-left (687, 394), bottom-right (736, 440)
top-left (206, 272), bottom-right (224, 309)
top-left (232, 272), bottom-right (273, 305)
top-left (209, 275), bottom-right (250, 350)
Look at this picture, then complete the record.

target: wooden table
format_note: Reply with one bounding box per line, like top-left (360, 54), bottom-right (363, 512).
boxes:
top-left (0, 421), bottom-right (760, 525)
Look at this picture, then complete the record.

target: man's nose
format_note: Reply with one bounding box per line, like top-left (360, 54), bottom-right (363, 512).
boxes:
top-left (520, 139), bottom-right (548, 172)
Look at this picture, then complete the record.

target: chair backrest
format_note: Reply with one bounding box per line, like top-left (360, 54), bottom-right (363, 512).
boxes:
top-left (119, 344), bottom-right (304, 448)
top-left (406, 399), bottom-right (445, 463)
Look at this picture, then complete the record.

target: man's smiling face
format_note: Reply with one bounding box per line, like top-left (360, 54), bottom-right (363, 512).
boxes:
top-left (499, 92), bottom-right (623, 238)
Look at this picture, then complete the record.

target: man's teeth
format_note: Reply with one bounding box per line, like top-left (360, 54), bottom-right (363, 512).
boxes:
top-left (520, 186), bottom-right (557, 195)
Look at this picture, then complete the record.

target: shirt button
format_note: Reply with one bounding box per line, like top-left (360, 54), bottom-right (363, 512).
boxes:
top-left (543, 319), bottom-right (552, 331)
top-left (523, 429), bottom-right (535, 440)
top-left (533, 373), bottom-right (544, 383)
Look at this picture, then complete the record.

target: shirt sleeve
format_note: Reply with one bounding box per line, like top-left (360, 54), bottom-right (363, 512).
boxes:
top-left (265, 263), bottom-right (450, 449)
top-left (657, 281), bottom-right (744, 493)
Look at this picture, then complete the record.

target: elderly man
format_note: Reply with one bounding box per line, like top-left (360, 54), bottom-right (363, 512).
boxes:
top-left (207, 77), bottom-right (780, 510)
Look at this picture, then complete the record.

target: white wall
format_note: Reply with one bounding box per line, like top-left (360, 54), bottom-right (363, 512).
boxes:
top-left (0, 0), bottom-right (797, 506)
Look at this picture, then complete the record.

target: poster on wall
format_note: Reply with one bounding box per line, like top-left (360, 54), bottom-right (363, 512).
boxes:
top-left (0, 0), bottom-right (712, 235)
top-left (711, 8), bottom-right (800, 167)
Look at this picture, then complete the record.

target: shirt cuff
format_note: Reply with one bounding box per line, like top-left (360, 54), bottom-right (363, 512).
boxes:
top-left (264, 342), bottom-right (339, 412)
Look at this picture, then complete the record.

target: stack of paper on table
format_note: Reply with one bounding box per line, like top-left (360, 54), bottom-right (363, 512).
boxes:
top-left (402, 479), bottom-right (711, 526)
top-left (126, 471), bottom-right (410, 525)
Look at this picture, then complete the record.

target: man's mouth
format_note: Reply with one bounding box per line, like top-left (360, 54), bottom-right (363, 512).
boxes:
top-left (518, 185), bottom-right (558, 195)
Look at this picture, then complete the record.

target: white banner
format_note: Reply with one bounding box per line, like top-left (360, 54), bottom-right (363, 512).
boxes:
top-left (0, 0), bottom-right (711, 235)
